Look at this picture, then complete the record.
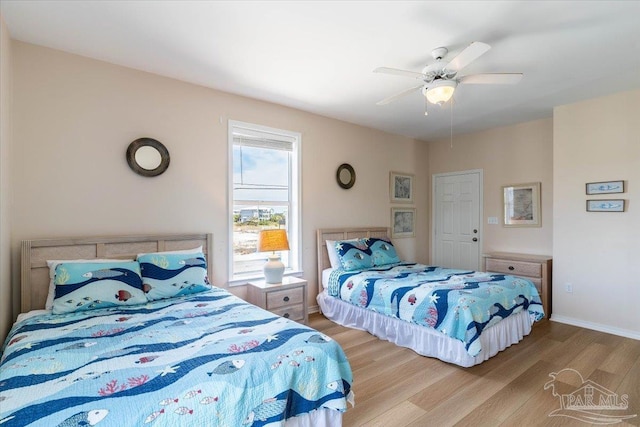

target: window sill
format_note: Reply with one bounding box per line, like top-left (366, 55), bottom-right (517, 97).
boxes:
top-left (228, 270), bottom-right (304, 287)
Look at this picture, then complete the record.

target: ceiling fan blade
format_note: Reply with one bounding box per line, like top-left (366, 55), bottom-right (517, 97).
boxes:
top-left (376, 85), bottom-right (423, 105)
top-left (443, 41), bottom-right (491, 73)
top-left (459, 73), bottom-right (523, 84)
top-left (374, 67), bottom-right (425, 79)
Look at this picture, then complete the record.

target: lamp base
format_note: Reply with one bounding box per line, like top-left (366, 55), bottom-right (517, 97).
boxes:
top-left (263, 254), bottom-right (285, 284)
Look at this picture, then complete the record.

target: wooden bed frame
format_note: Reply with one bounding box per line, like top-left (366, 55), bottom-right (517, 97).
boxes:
top-left (316, 227), bottom-right (390, 295)
top-left (21, 233), bottom-right (213, 313)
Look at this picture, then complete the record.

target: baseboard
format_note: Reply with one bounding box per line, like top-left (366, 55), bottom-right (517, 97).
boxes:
top-left (551, 314), bottom-right (640, 340)
top-left (309, 304), bottom-right (319, 314)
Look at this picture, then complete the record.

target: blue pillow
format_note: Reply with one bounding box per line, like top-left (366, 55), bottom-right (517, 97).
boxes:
top-left (365, 237), bottom-right (401, 266)
top-left (335, 240), bottom-right (373, 271)
top-left (138, 252), bottom-right (211, 301)
top-left (52, 261), bottom-right (147, 314)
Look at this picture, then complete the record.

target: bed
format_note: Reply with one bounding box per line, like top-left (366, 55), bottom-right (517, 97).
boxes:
top-left (1, 233), bottom-right (353, 427)
top-left (316, 227), bottom-right (544, 368)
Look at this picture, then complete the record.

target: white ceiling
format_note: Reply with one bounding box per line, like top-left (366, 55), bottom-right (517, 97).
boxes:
top-left (2, 1), bottom-right (639, 141)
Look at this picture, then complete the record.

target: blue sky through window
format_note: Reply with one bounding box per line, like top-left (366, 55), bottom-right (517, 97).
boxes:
top-left (233, 145), bottom-right (289, 203)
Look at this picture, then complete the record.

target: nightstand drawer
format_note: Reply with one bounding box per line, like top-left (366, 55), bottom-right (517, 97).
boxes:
top-left (266, 287), bottom-right (304, 309)
top-left (270, 305), bottom-right (305, 322)
top-left (246, 276), bottom-right (309, 325)
top-left (486, 259), bottom-right (541, 278)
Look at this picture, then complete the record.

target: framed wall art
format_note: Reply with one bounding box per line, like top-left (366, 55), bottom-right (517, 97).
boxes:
top-left (585, 180), bottom-right (624, 195)
top-left (391, 207), bottom-right (415, 238)
top-left (390, 171), bottom-right (414, 203)
top-left (502, 182), bottom-right (541, 227)
top-left (586, 199), bottom-right (625, 212)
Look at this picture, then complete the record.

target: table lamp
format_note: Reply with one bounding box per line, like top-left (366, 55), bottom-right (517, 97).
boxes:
top-left (257, 229), bottom-right (290, 284)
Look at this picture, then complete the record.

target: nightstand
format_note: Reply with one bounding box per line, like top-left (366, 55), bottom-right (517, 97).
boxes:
top-left (246, 276), bottom-right (308, 325)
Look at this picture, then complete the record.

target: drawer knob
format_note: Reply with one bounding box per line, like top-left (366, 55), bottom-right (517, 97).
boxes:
top-left (283, 313), bottom-right (290, 318)
top-left (283, 296), bottom-right (290, 302)
top-left (508, 266), bottom-right (515, 270)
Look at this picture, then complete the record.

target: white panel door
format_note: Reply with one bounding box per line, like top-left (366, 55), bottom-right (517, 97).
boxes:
top-left (433, 171), bottom-right (482, 270)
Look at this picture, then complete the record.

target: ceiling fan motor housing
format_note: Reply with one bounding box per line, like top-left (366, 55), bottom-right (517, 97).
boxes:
top-left (422, 63), bottom-right (456, 83)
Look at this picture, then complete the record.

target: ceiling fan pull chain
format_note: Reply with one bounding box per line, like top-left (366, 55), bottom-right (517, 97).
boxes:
top-left (450, 99), bottom-right (454, 149)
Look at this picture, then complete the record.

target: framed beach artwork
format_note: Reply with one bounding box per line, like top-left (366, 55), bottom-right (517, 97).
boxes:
top-left (585, 180), bottom-right (624, 195)
top-left (502, 182), bottom-right (541, 227)
top-left (390, 171), bottom-right (414, 203)
top-left (586, 199), bottom-right (625, 212)
top-left (391, 207), bottom-right (415, 238)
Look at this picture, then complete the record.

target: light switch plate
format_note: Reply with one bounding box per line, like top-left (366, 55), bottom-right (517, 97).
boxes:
top-left (488, 217), bottom-right (499, 225)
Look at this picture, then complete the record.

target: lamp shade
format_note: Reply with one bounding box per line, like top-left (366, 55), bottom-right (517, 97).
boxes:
top-left (424, 80), bottom-right (457, 105)
top-left (258, 229), bottom-right (290, 253)
top-left (257, 229), bottom-right (289, 284)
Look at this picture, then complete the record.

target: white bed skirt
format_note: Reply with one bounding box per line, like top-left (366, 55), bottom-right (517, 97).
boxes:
top-left (317, 290), bottom-right (533, 367)
top-left (286, 408), bottom-right (342, 427)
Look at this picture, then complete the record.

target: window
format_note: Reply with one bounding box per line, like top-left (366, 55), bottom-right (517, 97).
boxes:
top-left (228, 120), bottom-right (301, 283)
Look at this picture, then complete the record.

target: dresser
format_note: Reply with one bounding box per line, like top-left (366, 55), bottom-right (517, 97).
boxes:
top-left (246, 276), bottom-right (308, 325)
top-left (482, 252), bottom-right (552, 318)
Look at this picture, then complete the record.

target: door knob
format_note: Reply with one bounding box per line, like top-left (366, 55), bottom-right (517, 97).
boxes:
top-left (473, 229), bottom-right (478, 233)
top-left (472, 237), bottom-right (478, 242)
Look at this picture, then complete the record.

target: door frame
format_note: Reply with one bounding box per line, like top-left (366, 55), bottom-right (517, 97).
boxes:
top-left (431, 169), bottom-right (484, 270)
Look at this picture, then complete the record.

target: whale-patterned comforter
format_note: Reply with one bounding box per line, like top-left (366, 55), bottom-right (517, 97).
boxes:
top-left (0, 287), bottom-right (353, 427)
top-left (327, 263), bottom-right (544, 356)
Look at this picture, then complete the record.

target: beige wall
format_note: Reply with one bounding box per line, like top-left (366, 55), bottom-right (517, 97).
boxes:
top-left (553, 90), bottom-right (640, 337)
top-left (0, 16), bottom-right (13, 342)
top-left (8, 42), bottom-right (429, 332)
top-left (427, 118), bottom-right (554, 257)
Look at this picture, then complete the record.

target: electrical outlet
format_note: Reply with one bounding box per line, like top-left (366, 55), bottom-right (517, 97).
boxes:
top-left (487, 217), bottom-right (499, 225)
top-left (565, 283), bottom-right (573, 293)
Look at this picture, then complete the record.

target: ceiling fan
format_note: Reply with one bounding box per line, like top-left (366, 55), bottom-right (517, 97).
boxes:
top-left (374, 42), bottom-right (522, 107)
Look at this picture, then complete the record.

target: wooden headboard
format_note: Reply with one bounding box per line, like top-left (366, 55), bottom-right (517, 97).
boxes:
top-left (21, 233), bottom-right (213, 313)
top-left (316, 227), bottom-right (390, 295)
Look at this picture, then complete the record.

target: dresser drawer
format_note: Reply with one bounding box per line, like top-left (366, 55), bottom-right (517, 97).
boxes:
top-left (486, 258), bottom-right (541, 278)
top-left (270, 305), bottom-right (305, 322)
top-left (266, 287), bottom-right (304, 309)
top-left (528, 277), bottom-right (542, 295)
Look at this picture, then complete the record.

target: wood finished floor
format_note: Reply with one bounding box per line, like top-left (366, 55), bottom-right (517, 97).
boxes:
top-left (308, 313), bottom-right (640, 427)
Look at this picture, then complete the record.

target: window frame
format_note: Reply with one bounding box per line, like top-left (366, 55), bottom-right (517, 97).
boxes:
top-left (227, 120), bottom-right (302, 285)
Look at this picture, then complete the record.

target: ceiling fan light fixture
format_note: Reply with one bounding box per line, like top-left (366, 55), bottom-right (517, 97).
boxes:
top-left (424, 80), bottom-right (457, 105)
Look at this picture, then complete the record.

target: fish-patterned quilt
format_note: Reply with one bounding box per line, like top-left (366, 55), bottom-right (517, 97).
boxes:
top-left (327, 263), bottom-right (544, 356)
top-left (0, 287), bottom-right (353, 427)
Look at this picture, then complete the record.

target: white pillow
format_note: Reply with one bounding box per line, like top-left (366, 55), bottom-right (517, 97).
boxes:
top-left (136, 245), bottom-right (203, 259)
top-left (45, 258), bottom-right (134, 310)
top-left (326, 239), bottom-right (359, 269)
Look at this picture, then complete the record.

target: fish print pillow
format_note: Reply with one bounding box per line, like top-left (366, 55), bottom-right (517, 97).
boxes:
top-left (326, 238), bottom-right (360, 268)
top-left (52, 261), bottom-right (147, 314)
top-left (137, 251), bottom-right (211, 301)
top-left (365, 237), bottom-right (401, 266)
top-left (45, 258), bottom-right (135, 310)
top-left (335, 240), bottom-right (373, 271)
